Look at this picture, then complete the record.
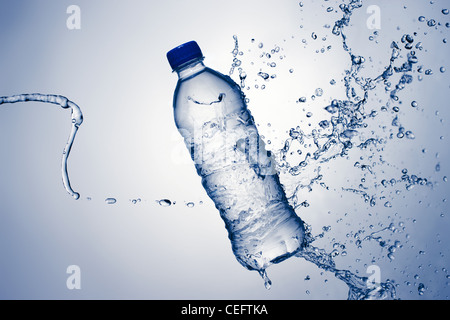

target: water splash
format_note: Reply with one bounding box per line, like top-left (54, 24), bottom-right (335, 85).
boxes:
top-left (0, 93), bottom-right (83, 199)
top-left (273, 0), bottom-right (435, 204)
top-left (225, 0), bottom-right (443, 299)
top-left (296, 242), bottom-right (396, 300)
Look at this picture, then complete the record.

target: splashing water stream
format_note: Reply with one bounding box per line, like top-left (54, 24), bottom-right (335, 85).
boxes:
top-left (296, 243), bottom-right (396, 300)
top-left (227, 0), bottom-right (438, 299)
top-left (0, 93), bottom-right (83, 199)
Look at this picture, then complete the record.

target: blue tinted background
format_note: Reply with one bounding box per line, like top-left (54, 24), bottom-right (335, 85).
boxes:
top-left (0, 0), bottom-right (448, 299)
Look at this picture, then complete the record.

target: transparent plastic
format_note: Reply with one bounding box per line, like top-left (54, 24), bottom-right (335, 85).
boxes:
top-left (170, 55), bottom-right (306, 275)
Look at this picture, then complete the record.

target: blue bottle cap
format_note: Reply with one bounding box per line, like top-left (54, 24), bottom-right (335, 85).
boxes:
top-left (167, 41), bottom-right (203, 71)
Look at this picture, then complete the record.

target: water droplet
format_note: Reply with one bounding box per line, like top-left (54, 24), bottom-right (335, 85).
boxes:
top-left (411, 101), bottom-right (418, 108)
top-left (418, 16), bottom-right (426, 22)
top-left (299, 200), bottom-right (310, 207)
top-left (311, 32), bottom-right (317, 40)
top-left (186, 202), bottom-right (195, 208)
top-left (158, 199), bottom-right (172, 207)
top-left (342, 129), bottom-right (358, 139)
top-left (401, 34), bottom-right (414, 43)
top-left (299, 97), bottom-right (307, 103)
top-left (384, 201), bottom-right (392, 208)
top-left (418, 283), bottom-right (426, 295)
top-left (442, 9), bottom-right (449, 15)
top-left (105, 198), bottom-right (117, 205)
top-left (405, 131), bottom-right (415, 139)
top-left (435, 163), bottom-right (441, 172)
top-left (319, 120), bottom-right (329, 128)
top-left (259, 270), bottom-right (272, 290)
top-left (257, 72), bottom-right (270, 80)
top-left (315, 88), bottom-right (323, 96)
top-left (427, 19), bottom-right (436, 27)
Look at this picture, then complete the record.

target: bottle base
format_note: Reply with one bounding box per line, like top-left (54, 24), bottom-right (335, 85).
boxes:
top-left (233, 212), bottom-right (306, 272)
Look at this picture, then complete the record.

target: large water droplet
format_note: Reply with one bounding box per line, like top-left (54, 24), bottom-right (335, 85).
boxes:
top-left (257, 72), bottom-right (270, 80)
top-left (158, 199), bottom-right (172, 207)
top-left (105, 198), bottom-right (117, 205)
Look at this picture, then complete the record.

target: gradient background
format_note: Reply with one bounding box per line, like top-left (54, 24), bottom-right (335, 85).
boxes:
top-left (0, 0), bottom-right (448, 300)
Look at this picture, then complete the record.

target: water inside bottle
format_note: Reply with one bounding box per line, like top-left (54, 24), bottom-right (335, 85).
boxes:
top-left (185, 90), bottom-right (305, 272)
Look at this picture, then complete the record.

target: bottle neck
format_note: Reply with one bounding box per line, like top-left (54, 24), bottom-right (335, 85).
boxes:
top-left (175, 58), bottom-right (206, 80)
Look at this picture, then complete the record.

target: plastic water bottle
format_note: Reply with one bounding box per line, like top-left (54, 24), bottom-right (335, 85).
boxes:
top-left (167, 41), bottom-right (306, 284)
